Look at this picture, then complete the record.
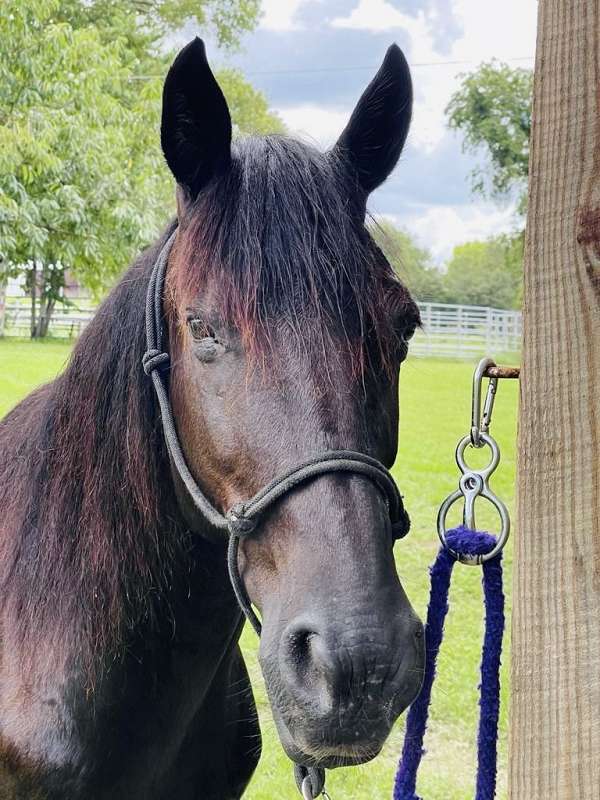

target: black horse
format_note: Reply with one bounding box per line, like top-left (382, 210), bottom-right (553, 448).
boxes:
top-left (0, 39), bottom-right (424, 799)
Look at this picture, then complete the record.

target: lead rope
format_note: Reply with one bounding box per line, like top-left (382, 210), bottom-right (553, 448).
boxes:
top-left (394, 527), bottom-right (504, 800)
top-left (394, 358), bottom-right (516, 800)
top-left (142, 229), bottom-right (411, 800)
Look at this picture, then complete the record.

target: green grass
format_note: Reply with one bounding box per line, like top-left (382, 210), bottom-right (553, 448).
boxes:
top-left (0, 340), bottom-right (518, 799)
top-left (0, 338), bottom-right (73, 417)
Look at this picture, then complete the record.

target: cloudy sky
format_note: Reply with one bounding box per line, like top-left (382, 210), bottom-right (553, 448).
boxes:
top-left (183, 1), bottom-right (539, 263)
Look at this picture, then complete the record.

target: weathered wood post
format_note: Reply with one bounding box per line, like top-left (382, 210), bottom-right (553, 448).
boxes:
top-left (509, 1), bottom-right (600, 797)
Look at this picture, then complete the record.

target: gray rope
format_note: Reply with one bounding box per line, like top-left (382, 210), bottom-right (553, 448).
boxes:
top-left (143, 232), bottom-right (230, 532)
top-left (142, 227), bottom-right (410, 800)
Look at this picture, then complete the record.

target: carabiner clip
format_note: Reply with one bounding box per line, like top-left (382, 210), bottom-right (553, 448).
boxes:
top-left (437, 357), bottom-right (512, 566)
top-left (471, 357), bottom-right (498, 448)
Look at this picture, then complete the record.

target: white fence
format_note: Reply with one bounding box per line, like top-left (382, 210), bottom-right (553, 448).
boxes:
top-left (412, 303), bottom-right (522, 358)
top-left (3, 301), bottom-right (95, 338)
top-left (2, 298), bottom-right (522, 360)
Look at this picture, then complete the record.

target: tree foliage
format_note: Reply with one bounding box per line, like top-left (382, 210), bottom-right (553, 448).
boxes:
top-left (0, 0), bottom-right (279, 336)
top-left (218, 69), bottom-right (284, 136)
top-left (443, 234), bottom-right (523, 309)
top-left (0, 1), bottom-right (166, 302)
top-left (371, 221), bottom-right (523, 309)
top-left (370, 220), bottom-right (445, 303)
top-left (446, 61), bottom-right (533, 213)
top-left (54, 0), bottom-right (261, 52)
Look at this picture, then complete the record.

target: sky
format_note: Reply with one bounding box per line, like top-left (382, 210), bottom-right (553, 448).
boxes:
top-left (180, 1), bottom-right (539, 264)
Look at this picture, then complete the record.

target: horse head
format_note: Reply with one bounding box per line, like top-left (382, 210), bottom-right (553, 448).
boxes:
top-left (160, 38), bottom-right (424, 769)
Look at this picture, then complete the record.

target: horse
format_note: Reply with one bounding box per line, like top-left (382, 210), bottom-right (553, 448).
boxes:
top-left (0, 38), bottom-right (424, 799)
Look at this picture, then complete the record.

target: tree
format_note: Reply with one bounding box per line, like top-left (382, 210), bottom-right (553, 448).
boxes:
top-left (54, 0), bottom-right (261, 53)
top-left (370, 220), bottom-right (445, 303)
top-left (0, 2), bottom-right (165, 335)
top-left (443, 233), bottom-right (523, 309)
top-left (446, 62), bottom-right (533, 214)
top-left (0, 0), bottom-right (279, 337)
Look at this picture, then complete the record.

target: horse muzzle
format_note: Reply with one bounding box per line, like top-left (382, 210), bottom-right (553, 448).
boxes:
top-left (260, 609), bottom-right (425, 768)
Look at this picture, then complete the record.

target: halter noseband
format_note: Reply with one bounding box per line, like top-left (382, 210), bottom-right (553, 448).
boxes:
top-left (142, 228), bottom-right (410, 797)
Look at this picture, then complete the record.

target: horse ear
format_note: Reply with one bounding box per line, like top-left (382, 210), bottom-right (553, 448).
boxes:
top-left (333, 44), bottom-right (412, 196)
top-left (161, 38), bottom-right (232, 200)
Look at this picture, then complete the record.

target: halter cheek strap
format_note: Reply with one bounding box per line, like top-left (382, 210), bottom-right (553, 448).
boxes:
top-left (142, 227), bottom-right (410, 799)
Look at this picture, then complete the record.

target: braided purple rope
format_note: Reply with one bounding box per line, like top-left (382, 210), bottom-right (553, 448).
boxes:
top-left (394, 526), bottom-right (505, 800)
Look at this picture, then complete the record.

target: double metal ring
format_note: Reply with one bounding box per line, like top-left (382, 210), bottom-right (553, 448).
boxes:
top-left (437, 433), bottom-right (510, 565)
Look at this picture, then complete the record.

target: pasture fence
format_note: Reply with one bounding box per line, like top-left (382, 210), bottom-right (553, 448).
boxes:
top-left (410, 302), bottom-right (522, 359)
top-left (1, 297), bottom-right (522, 359)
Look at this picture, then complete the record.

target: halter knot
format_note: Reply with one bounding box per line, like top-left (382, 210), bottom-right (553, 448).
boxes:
top-left (226, 503), bottom-right (257, 538)
top-left (142, 349), bottom-right (170, 375)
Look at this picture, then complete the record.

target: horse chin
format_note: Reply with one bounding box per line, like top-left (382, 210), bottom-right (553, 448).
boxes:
top-left (272, 711), bottom-right (384, 769)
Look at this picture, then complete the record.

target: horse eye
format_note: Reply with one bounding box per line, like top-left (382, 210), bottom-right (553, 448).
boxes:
top-left (188, 318), bottom-right (215, 340)
top-left (403, 326), bottom-right (416, 343)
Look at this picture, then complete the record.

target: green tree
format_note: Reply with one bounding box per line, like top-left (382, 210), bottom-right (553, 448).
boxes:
top-left (370, 220), bottom-right (445, 303)
top-left (0, 0), bottom-right (280, 337)
top-left (0, 1), bottom-right (166, 335)
top-left (54, 0), bottom-right (261, 53)
top-left (446, 61), bottom-right (533, 214)
top-left (443, 233), bottom-right (523, 309)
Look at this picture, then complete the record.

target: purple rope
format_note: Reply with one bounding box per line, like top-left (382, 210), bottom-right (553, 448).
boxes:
top-left (394, 526), bottom-right (505, 800)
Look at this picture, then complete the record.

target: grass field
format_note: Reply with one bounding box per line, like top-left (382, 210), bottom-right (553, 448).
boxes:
top-left (0, 339), bottom-right (519, 799)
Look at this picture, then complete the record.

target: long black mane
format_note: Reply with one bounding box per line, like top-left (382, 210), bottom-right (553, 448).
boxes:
top-left (0, 223), bottom-right (183, 679)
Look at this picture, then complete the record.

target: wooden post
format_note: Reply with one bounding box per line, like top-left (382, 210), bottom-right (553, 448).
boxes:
top-left (509, 1), bottom-right (600, 798)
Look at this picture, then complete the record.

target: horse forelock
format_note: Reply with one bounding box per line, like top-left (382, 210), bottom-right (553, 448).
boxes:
top-left (171, 135), bottom-right (416, 377)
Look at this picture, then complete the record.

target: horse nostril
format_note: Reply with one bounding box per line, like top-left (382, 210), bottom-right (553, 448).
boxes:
top-left (280, 619), bottom-right (338, 705)
top-left (287, 625), bottom-right (315, 677)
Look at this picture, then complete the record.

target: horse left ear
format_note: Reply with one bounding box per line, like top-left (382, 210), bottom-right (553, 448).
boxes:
top-left (161, 38), bottom-right (232, 201)
top-left (333, 44), bottom-right (412, 196)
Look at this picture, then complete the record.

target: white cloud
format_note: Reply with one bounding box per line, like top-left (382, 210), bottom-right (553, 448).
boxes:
top-left (331, 0), bottom-right (537, 156)
top-left (332, 0), bottom-right (426, 33)
top-left (254, 1), bottom-right (538, 261)
top-left (259, 0), bottom-right (314, 31)
top-left (378, 202), bottom-right (519, 264)
top-left (276, 104), bottom-right (350, 148)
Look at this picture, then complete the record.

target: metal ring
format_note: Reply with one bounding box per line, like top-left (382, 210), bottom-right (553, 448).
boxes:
top-left (302, 776), bottom-right (316, 800)
top-left (437, 488), bottom-right (510, 565)
top-left (437, 432), bottom-right (510, 565)
top-left (455, 433), bottom-right (500, 480)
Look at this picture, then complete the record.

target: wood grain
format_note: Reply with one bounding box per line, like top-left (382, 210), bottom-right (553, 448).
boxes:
top-left (509, 1), bottom-right (600, 797)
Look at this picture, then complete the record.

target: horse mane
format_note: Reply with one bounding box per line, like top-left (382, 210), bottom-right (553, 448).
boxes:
top-left (173, 135), bottom-right (417, 375)
top-left (0, 223), bottom-right (184, 681)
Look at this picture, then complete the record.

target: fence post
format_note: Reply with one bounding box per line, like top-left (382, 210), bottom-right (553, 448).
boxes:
top-left (509, 1), bottom-right (600, 797)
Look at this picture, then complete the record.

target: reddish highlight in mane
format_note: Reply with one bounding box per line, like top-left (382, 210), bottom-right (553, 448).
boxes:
top-left (169, 136), bottom-right (418, 378)
top-left (0, 227), bottom-right (183, 682)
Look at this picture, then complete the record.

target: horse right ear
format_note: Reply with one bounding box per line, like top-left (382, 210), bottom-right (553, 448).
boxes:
top-left (161, 38), bottom-right (232, 201)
